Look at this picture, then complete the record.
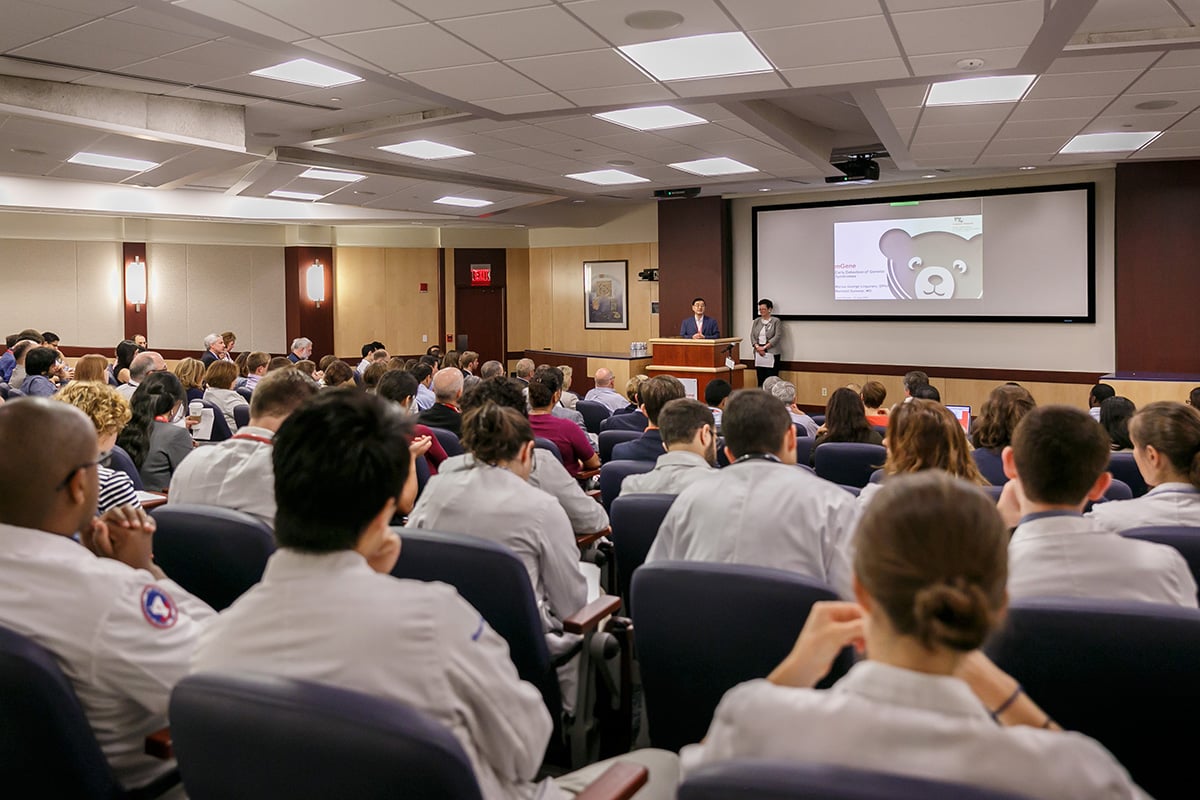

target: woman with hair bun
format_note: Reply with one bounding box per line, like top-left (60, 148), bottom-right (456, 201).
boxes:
top-left (682, 471), bottom-right (1147, 799)
top-left (1089, 400), bottom-right (1200, 533)
top-left (116, 371), bottom-right (195, 491)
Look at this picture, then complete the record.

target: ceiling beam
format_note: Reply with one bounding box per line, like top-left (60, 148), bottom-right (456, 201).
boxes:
top-left (305, 108), bottom-right (473, 147)
top-left (720, 99), bottom-right (844, 178)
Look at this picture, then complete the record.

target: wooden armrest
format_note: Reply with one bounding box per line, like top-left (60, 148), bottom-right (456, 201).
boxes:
top-left (563, 594), bottom-right (621, 634)
top-left (575, 527), bottom-right (609, 549)
top-left (574, 763), bottom-right (649, 800)
top-left (577, 468), bottom-right (601, 480)
top-left (145, 727), bottom-right (173, 760)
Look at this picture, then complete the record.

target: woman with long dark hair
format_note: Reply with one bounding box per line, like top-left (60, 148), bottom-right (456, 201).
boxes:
top-left (116, 371), bottom-right (194, 491)
top-left (811, 387), bottom-right (882, 465)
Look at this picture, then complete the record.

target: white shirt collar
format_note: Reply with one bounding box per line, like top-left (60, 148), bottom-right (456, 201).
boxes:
top-left (834, 660), bottom-right (991, 722)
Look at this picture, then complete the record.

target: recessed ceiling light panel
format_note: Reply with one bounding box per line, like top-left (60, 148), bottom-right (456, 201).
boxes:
top-left (298, 168), bottom-right (365, 182)
top-left (669, 157), bottom-right (757, 176)
top-left (434, 196), bottom-right (493, 208)
top-left (617, 32), bottom-right (773, 81)
top-left (68, 152), bottom-right (160, 172)
top-left (594, 105), bottom-right (708, 131)
top-left (377, 140), bottom-right (474, 159)
top-left (565, 169), bottom-right (650, 185)
top-left (268, 190), bottom-right (325, 201)
top-left (1059, 131), bottom-right (1160, 154)
top-left (926, 74), bottom-right (1035, 106)
top-left (251, 58), bottom-right (362, 88)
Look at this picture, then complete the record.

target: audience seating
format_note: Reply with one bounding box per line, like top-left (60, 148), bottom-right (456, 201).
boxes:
top-left (108, 444), bottom-right (144, 490)
top-left (235, 386), bottom-right (253, 402)
top-left (1107, 453), bottom-right (1148, 498)
top-left (794, 436), bottom-right (815, 466)
top-left (839, 484), bottom-right (861, 496)
top-left (810, 414), bottom-right (825, 426)
top-left (813, 443), bottom-right (887, 489)
top-left (871, 424), bottom-right (887, 436)
top-left (413, 451), bottom-right (430, 497)
top-left (151, 505), bottom-right (275, 611)
top-left (985, 597), bottom-right (1200, 800)
top-left (534, 436), bottom-right (563, 463)
top-left (796, 463), bottom-right (816, 475)
top-left (1123, 526), bottom-right (1200, 600)
top-left (429, 427), bottom-right (463, 458)
top-left (1082, 477), bottom-right (1134, 513)
top-left (195, 399), bottom-right (232, 442)
top-left (598, 460), bottom-right (655, 510)
top-left (598, 430), bottom-right (641, 463)
top-left (632, 562), bottom-right (853, 753)
top-left (971, 448), bottom-right (1007, 486)
top-left (169, 672), bottom-right (483, 800)
top-left (608, 493), bottom-right (675, 614)
top-left (678, 761), bottom-right (1035, 800)
top-left (576, 400), bottom-right (611, 434)
top-left (232, 404), bottom-right (250, 429)
top-left (0, 623), bottom-right (180, 799)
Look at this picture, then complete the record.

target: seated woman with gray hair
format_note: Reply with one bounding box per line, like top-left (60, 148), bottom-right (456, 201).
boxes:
top-left (771, 380), bottom-right (818, 437)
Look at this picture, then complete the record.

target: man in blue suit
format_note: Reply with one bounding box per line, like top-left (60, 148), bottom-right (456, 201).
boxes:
top-left (679, 297), bottom-right (720, 339)
top-left (612, 375), bottom-right (686, 463)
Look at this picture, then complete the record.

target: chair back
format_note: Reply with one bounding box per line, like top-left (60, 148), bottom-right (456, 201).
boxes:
top-left (414, 452), bottom-right (431, 497)
top-left (598, 429), bottom-right (641, 463)
top-left (576, 400), bottom-right (611, 434)
top-left (151, 505), bottom-right (275, 611)
top-left (170, 672), bottom-right (482, 800)
top-left (632, 562), bottom-right (852, 752)
top-left (608, 493), bottom-right (675, 613)
top-left (982, 484), bottom-right (1003, 502)
top-left (794, 435), bottom-right (815, 466)
top-left (810, 414), bottom-right (826, 426)
top-left (1123, 526), bottom-right (1200, 600)
top-left (235, 386), bottom-right (253, 402)
top-left (1107, 453), bottom-right (1148, 497)
top-left (971, 448), bottom-right (1008, 486)
top-left (985, 597), bottom-right (1200, 800)
top-left (107, 443), bottom-right (144, 490)
top-left (0, 624), bottom-right (125, 799)
top-left (813, 443), bottom-right (887, 488)
top-left (195, 399), bottom-right (232, 442)
top-left (533, 437), bottom-right (563, 463)
top-left (430, 427), bottom-right (463, 457)
top-left (389, 529), bottom-right (559, 716)
top-left (599, 459), bottom-right (655, 510)
top-left (839, 484), bottom-right (861, 496)
top-left (233, 404), bottom-right (250, 429)
top-left (679, 761), bottom-right (1034, 800)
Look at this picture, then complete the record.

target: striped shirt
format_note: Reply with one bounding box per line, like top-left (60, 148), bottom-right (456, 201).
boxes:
top-left (97, 465), bottom-right (139, 515)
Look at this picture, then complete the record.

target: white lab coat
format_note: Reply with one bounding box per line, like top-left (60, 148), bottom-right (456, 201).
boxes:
top-left (167, 426), bottom-right (276, 528)
top-left (646, 459), bottom-right (858, 599)
top-left (1008, 512), bottom-right (1197, 607)
top-left (618, 450), bottom-right (716, 497)
top-left (0, 523), bottom-right (214, 789)
top-left (1087, 482), bottom-right (1200, 532)
top-left (681, 662), bottom-right (1149, 800)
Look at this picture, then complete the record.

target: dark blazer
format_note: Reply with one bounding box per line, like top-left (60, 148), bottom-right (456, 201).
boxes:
top-left (680, 315), bottom-right (720, 339)
top-left (418, 403), bottom-right (462, 437)
top-left (611, 429), bottom-right (665, 463)
top-left (200, 350), bottom-right (219, 366)
top-left (601, 410), bottom-right (648, 433)
top-left (287, 352), bottom-right (301, 363)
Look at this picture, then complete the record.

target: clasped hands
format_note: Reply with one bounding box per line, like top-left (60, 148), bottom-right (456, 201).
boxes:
top-left (81, 505), bottom-right (164, 579)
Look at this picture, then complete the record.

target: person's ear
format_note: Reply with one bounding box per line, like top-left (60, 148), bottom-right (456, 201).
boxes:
top-left (66, 467), bottom-right (89, 507)
top-left (521, 439), bottom-right (536, 466)
top-left (1086, 470), bottom-right (1113, 502)
top-left (355, 498), bottom-right (397, 556)
top-left (1143, 443), bottom-right (1163, 469)
top-left (1001, 445), bottom-right (1018, 480)
top-left (697, 424), bottom-right (713, 447)
top-left (852, 574), bottom-right (872, 614)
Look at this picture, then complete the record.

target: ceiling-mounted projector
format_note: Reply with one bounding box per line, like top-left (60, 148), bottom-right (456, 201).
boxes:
top-left (825, 156), bottom-right (880, 184)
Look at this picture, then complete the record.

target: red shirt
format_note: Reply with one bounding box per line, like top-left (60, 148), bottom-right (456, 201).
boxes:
top-left (528, 414), bottom-right (595, 476)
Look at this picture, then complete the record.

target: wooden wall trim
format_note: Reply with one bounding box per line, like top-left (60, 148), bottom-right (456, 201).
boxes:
top-left (437, 248), bottom-right (446, 350)
top-left (745, 359), bottom-right (1104, 385)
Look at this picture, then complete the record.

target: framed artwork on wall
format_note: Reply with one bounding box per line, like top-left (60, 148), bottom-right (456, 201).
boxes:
top-left (584, 259), bottom-right (628, 330)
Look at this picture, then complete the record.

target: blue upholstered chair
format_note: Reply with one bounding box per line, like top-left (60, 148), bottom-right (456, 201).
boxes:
top-left (793, 435), bottom-right (816, 466)
top-left (235, 386), bottom-right (253, 402)
top-left (430, 426), bottom-right (463, 457)
top-left (631, 562), bottom-right (853, 753)
top-left (813, 443), bottom-right (887, 488)
top-left (599, 459), bottom-right (655, 510)
top-left (971, 447), bottom-right (1007, 486)
top-left (1107, 452), bottom-right (1148, 497)
top-left (413, 451), bottom-right (431, 497)
top-left (576, 400), bottom-right (611, 434)
top-left (195, 398), bottom-right (232, 442)
top-left (608, 493), bottom-right (675, 614)
top-left (232, 404), bottom-right (250, 429)
top-left (1123, 526), bottom-right (1200, 601)
top-left (151, 505), bottom-right (275, 611)
top-left (534, 436), bottom-right (563, 463)
top-left (598, 429), bottom-right (641, 463)
top-left (107, 444), bottom-right (144, 490)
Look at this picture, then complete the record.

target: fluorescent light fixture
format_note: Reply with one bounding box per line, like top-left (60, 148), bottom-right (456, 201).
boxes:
top-left (1059, 131), bottom-right (1160, 154)
top-left (669, 157), bottom-right (757, 176)
top-left (377, 140), bottom-right (474, 159)
top-left (434, 196), bottom-right (494, 208)
top-left (593, 105), bottom-right (707, 131)
top-left (564, 169), bottom-right (650, 186)
top-left (68, 152), bottom-right (159, 172)
top-left (298, 168), bottom-right (365, 182)
top-left (269, 190), bottom-right (325, 201)
top-left (617, 32), bottom-right (773, 82)
top-left (306, 262), bottom-right (325, 305)
top-left (251, 58), bottom-right (362, 88)
top-left (926, 75), bottom-right (1035, 106)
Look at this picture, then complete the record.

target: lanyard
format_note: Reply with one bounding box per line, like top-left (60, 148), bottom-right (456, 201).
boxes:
top-left (232, 433), bottom-right (272, 446)
top-left (733, 452), bottom-right (782, 465)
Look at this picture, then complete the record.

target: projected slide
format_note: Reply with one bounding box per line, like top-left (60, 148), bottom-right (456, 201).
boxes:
top-left (833, 215), bottom-right (983, 301)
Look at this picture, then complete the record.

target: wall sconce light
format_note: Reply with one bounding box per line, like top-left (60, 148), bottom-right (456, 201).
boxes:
top-left (306, 261), bottom-right (326, 307)
top-left (126, 256), bottom-right (147, 311)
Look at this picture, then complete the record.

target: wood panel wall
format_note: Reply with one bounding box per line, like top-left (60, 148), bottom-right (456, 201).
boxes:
top-left (333, 247), bottom-right (440, 358)
top-left (658, 196), bottom-right (730, 338)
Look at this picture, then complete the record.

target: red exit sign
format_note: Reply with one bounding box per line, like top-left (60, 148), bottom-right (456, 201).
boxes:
top-left (470, 264), bottom-right (491, 286)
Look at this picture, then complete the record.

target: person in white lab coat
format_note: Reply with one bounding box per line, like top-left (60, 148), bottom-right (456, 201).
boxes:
top-left (682, 471), bottom-right (1149, 800)
top-left (618, 399), bottom-right (717, 497)
top-left (0, 398), bottom-right (214, 792)
top-left (996, 405), bottom-right (1196, 607)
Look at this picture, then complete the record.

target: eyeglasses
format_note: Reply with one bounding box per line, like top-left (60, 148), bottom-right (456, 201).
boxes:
top-left (54, 450), bottom-right (111, 491)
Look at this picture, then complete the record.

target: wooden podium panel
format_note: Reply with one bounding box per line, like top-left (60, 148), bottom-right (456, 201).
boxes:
top-left (645, 337), bottom-right (746, 397)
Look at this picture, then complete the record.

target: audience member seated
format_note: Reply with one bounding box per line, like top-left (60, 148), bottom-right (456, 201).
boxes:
top-left (513, 357), bottom-right (535, 384)
top-left (242, 351), bottom-right (270, 392)
top-left (861, 380), bottom-right (889, 427)
top-left (117, 351), bottom-right (166, 401)
top-left (72, 353), bottom-right (110, 384)
top-left (911, 383), bottom-right (941, 402)
top-left (1087, 401), bottom-right (1200, 532)
top-left (612, 376), bottom-right (686, 463)
top-left (761, 375), bottom-right (781, 395)
top-left (858, 399), bottom-right (985, 506)
top-left (902, 370), bottom-right (929, 400)
top-left (969, 384), bottom-right (1036, 485)
top-left (233, 351), bottom-right (250, 386)
top-left (998, 405), bottom-right (1196, 607)
top-left (169, 369), bottom-right (319, 527)
top-left (1100, 396), bottom-right (1137, 451)
top-left (21, 346), bottom-right (63, 397)
top-left (480, 359), bottom-right (505, 380)
top-left (268, 356), bottom-right (293, 373)
top-left (704, 378), bottom-right (732, 432)
top-left (377, 370), bottom-right (449, 474)
top-left (362, 361), bottom-right (389, 394)
top-left (584, 367), bottom-right (630, 412)
top-left (440, 349), bottom-right (460, 372)
top-left (811, 388), bottom-right (883, 465)
top-left (287, 337), bottom-right (312, 364)
top-left (559, 364), bottom-right (580, 409)
top-left (537, 366), bottom-right (590, 437)
top-left (648, 389), bottom-right (858, 597)
top-left (322, 359), bottom-right (356, 388)
top-left (355, 341), bottom-right (385, 374)
top-left (417, 367), bottom-right (464, 436)
top-left (199, 332), bottom-right (229, 366)
top-left (600, 403), bottom-right (648, 433)
top-left (681, 470), bottom-right (1147, 799)
top-left (112, 338), bottom-right (143, 385)
top-left (770, 381), bottom-right (818, 437)
top-left (618, 374), bottom-right (647, 415)
top-left (618, 399), bottom-right (716, 497)
top-left (412, 362), bottom-right (436, 410)
top-left (458, 350), bottom-right (480, 376)
top-left (203, 360), bottom-right (249, 432)
top-left (529, 375), bottom-right (599, 478)
top-left (54, 382), bottom-right (140, 514)
top-left (173, 358), bottom-right (206, 403)
top-left (1088, 382), bottom-right (1116, 421)
top-left (293, 359), bottom-right (316, 379)
top-left (116, 372), bottom-right (195, 492)
top-left (6, 338), bottom-right (38, 391)
top-left (1188, 386), bottom-right (1200, 409)
top-left (0, 329), bottom-right (41, 382)
top-left (0, 398), bottom-right (213, 791)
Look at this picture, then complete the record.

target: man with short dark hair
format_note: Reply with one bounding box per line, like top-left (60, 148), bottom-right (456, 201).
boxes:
top-left (612, 375), bottom-right (686, 462)
top-left (619, 399), bottom-right (717, 497)
top-left (355, 341), bottom-right (384, 374)
top-left (911, 383), bottom-right (941, 402)
top-left (116, 351), bottom-right (166, 400)
top-left (1, 329), bottom-right (42, 383)
top-left (1088, 383), bottom-right (1115, 421)
top-left (417, 367), bottom-right (464, 436)
top-left (647, 389), bottom-right (858, 597)
top-left (243, 351), bottom-right (271, 392)
top-left (703, 378), bottom-right (733, 432)
top-left (903, 370), bottom-right (929, 398)
top-left (412, 363), bottom-right (436, 410)
top-left (680, 297), bottom-right (719, 339)
top-left (168, 369), bottom-right (320, 528)
top-left (21, 346), bottom-right (62, 397)
top-left (1000, 405), bottom-right (1196, 606)
top-left (40, 331), bottom-right (60, 347)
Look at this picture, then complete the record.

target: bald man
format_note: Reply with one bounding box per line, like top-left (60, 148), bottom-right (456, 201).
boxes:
top-left (0, 398), bottom-right (213, 791)
top-left (116, 351), bottom-right (166, 400)
top-left (417, 367), bottom-right (464, 436)
top-left (584, 367), bottom-right (627, 412)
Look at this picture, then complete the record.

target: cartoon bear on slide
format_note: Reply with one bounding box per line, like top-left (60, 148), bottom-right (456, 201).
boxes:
top-left (878, 228), bottom-right (983, 300)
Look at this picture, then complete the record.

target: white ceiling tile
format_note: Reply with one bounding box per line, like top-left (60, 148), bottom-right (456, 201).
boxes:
top-left (1157, 49), bottom-right (1200, 68)
top-left (782, 59), bottom-right (909, 89)
top-left (1008, 96), bottom-right (1112, 121)
top-left (91, 134), bottom-right (196, 163)
top-left (1084, 112), bottom-right (1187, 133)
top-left (0, 1), bottom-right (97, 51)
top-left (1127, 144), bottom-right (1200, 159)
top-left (1138, 130), bottom-right (1200, 149)
top-left (1077, 0), bottom-right (1187, 34)
top-left (628, 144), bottom-right (711, 163)
top-left (323, 23), bottom-right (490, 73)
top-left (0, 150), bottom-right (66, 177)
top-left (1107, 90), bottom-right (1200, 115)
top-left (877, 85), bottom-right (931, 109)
top-left (398, 0), bottom-right (552, 21)
top-left (532, 139), bottom-right (629, 160)
top-left (910, 141), bottom-right (983, 159)
top-left (0, 116), bottom-right (104, 158)
top-left (56, 18), bottom-right (212, 59)
top-left (908, 46), bottom-right (1027, 76)
top-left (32, 0), bottom-right (132, 13)
top-left (10, 38), bottom-right (151, 71)
top-left (911, 121), bottom-right (1003, 145)
top-left (889, 107), bottom-right (921, 137)
top-left (472, 92), bottom-right (573, 114)
top-left (0, 59), bottom-right (93, 83)
top-left (290, 38), bottom-right (384, 73)
top-left (403, 63), bottom-right (547, 101)
top-left (750, 17), bottom-right (900, 70)
top-left (173, 0), bottom-right (309, 42)
top-left (537, 115), bottom-right (630, 139)
top-left (283, 80), bottom-right (423, 108)
top-left (560, 83), bottom-right (677, 108)
top-left (111, 6), bottom-right (225, 38)
top-left (993, 118), bottom-right (1088, 139)
top-left (440, 5), bottom-right (605, 59)
top-left (1046, 51), bottom-right (1163, 74)
top-left (919, 103), bottom-right (1015, 125)
top-left (1169, 109), bottom-right (1200, 130)
top-left (508, 50), bottom-right (652, 91)
top-left (242, 0), bottom-right (421, 36)
top-left (561, 0), bottom-right (737, 46)
top-left (121, 55), bottom-right (244, 87)
top-left (1127, 66), bottom-right (1200, 94)
top-left (722, 0), bottom-right (883, 29)
top-left (891, 1), bottom-right (1043, 56)
top-left (483, 126), bottom-right (571, 146)
top-left (668, 71), bottom-right (788, 98)
top-left (886, 0), bottom-right (1020, 10)
top-left (983, 136), bottom-right (1069, 155)
top-left (155, 39), bottom-right (288, 73)
top-left (1024, 70), bottom-right (1141, 100)
top-left (487, 147), bottom-right (580, 170)
top-left (974, 153), bottom-right (1052, 166)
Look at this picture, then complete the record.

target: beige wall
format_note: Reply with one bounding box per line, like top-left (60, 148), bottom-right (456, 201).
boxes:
top-left (334, 247), bottom-right (441, 357)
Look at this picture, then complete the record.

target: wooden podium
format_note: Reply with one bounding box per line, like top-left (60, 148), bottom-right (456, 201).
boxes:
top-left (645, 337), bottom-right (746, 398)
